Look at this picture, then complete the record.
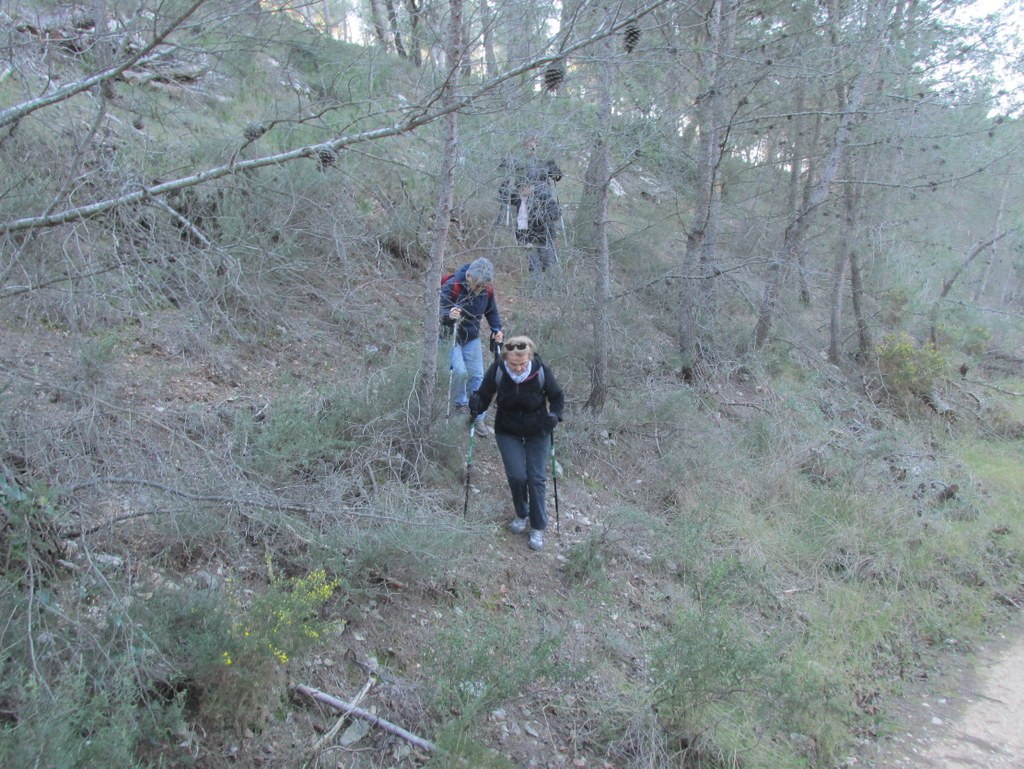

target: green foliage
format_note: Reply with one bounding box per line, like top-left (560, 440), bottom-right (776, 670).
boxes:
top-left (875, 332), bottom-right (947, 395)
top-left (427, 607), bottom-right (568, 722)
top-left (0, 479), bottom-right (63, 580)
top-left (427, 728), bottom-right (519, 769)
top-left (562, 532), bottom-right (609, 585)
top-left (230, 564), bottom-right (341, 664)
top-left (79, 334), bottom-right (120, 385)
top-left (651, 608), bottom-right (849, 768)
top-left (337, 516), bottom-right (477, 593)
top-left (203, 565), bottom-right (341, 729)
top-left (0, 668), bottom-right (152, 769)
top-left (941, 322), bottom-right (992, 357)
top-left (142, 564), bottom-right (341, 732)
top-left (233, 364), bottom-right (417, 482)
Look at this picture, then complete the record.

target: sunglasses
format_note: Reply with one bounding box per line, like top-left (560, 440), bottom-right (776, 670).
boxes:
top-left (504, 342), bottom-right (529, 351)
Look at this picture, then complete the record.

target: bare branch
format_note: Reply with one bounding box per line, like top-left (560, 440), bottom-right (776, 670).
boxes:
top-left (0, 0), bottom-right (209, 129)
top-left (295, 684), bottom-right (437, 753)
top-left (0, 0), bottom-right (675, 236)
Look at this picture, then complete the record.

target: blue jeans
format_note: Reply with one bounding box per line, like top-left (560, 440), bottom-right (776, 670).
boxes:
top-left (494, 431), bottom-right (550, 531)
top-left (449, 337), bottom-right (484, 409)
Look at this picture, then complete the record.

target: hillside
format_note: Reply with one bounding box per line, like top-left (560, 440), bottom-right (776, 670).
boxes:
top-left (2, 3), bottom-right (1024, 769)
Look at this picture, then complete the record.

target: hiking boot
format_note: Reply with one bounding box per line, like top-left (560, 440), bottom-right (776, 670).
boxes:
top-left (529, 529), bottom-right (544, 551)
top-left (451, 404), bottom-right (468, 416)
top-left (474, 419), bottom-right (492, 436)
top-left (509, 517), bottom-right (528, 534)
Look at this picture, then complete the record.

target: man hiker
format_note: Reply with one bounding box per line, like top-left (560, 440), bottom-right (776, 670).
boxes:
top-left (440, 257), bottom-right (503, 434)
top-left (498, 137), bottom-right (563, 274)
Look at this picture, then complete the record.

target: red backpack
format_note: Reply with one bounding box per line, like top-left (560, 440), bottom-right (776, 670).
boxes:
top-left (442, 271), bottom-right (494, 302)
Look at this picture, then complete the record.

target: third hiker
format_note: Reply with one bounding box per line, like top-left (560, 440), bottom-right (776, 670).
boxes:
top-left (498, 137), bottom-right (563, 275)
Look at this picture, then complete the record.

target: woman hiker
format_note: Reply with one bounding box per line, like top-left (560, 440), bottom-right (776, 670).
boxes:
top-left (469, 335), bottom-right (564, 551)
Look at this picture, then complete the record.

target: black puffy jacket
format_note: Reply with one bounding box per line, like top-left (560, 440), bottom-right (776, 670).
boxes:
top-left (470, 355), bottom-right (564, 438)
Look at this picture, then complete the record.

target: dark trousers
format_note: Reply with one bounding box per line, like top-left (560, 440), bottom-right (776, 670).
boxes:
top-left (528, 237), bottom-right (557, 272)
top-left (494, 431), bottom-right (550, 531)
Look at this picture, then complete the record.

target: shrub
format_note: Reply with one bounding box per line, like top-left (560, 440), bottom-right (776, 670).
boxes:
top-left (0, 479), bottom-right (64, 580)
top-left (233, 362), bottom-right (417, 483)
top-left (0, 667), bottom-right (152, 769)
top-left (875, 332), bottom-right (947, 396)
top-left (146, 563), bottom-right (342, 733)
top-left (562, 532), bottom-right (609, 585)
top-left (650, 608), bottom-right (849, 768)
top-left (427, 608), bottom-right (567, 722)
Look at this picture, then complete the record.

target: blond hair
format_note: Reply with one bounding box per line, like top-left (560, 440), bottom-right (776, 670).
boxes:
top-left (501, 335), bottom-right (536, 360)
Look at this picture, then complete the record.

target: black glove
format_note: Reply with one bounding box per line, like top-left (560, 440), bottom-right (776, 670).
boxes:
top-left (468, 394), bottom-right (483, 415)
top-left (546, 413), bottom-right (559, 432)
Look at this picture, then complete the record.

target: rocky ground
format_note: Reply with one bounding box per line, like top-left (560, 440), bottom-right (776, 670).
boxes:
top-left (859, 615), bottom-right (1024, 768)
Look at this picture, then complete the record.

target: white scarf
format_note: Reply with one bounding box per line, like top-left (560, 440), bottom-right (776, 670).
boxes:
top-left (506, 360), bottom-right (532, 384)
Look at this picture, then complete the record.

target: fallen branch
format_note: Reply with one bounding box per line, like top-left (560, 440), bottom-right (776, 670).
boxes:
top-left (294, 684), bottom-right (436, 754)
top-left (307, 676), bottom-right (376, 756)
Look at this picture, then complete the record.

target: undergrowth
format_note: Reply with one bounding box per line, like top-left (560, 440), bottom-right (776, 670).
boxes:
top-left (2, 8), bottom-right (1024, 769)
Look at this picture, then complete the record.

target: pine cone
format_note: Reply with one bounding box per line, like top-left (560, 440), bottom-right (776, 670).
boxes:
top-left (543, 60), bottom-right (565, 92)
top-left (624, 23), bottom-right (641, 53)
top-left (243, 122), bottom-right (267, 142)
top-left (316, 148), bottom-right (336, 171)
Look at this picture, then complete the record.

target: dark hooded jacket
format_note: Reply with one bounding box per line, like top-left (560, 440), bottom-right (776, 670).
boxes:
top-left (469, 354), bottom-right (564, 438)
top-left (439, 263), bottom-right (502, 345)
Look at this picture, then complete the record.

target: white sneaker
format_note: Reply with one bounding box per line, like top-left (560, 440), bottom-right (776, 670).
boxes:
top-left (474, 419), bottom-right (492, 436)
top-left (529, 530), bottom-right (544, 550)
top-left (509, 517), bottom-right (527, 534)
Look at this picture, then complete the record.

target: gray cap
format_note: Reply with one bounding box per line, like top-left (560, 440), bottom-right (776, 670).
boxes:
top-left (465, 257), bottom-right (494, 284)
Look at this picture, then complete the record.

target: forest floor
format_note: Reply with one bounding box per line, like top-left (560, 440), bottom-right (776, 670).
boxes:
top-left (5, 314), bottom-right (1023, 768)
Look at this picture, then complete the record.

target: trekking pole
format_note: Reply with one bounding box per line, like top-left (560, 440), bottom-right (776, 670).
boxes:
top-left (462, 422), bottom-right (476, 519)
top-left (445, 316), bottom-right (462, 421)
top-left (550, 434), bottom-right (560, 535)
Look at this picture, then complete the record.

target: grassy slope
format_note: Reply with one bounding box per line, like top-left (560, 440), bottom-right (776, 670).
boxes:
top-left (1, 11), bottom-right (1023, 769)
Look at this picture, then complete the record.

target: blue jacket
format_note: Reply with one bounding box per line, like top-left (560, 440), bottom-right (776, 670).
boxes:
top-left (439, 263), bottom-right (502, 344)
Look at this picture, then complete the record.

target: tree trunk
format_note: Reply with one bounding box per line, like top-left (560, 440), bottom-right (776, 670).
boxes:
top-left (368, 0), bottom-right (390, 49)
top-left (413, 0), bottom-right (463, 440)
top-left (585, 34), bottom-right (614, 414)
top-left (406, 0), bottom-right (423, 67)
top-left (383, 0), bottom-right (408, 59)
top-left (754, 0), bottom-right (893, 349)
top-left (479, 0), bottom-right (497, 79)
top-left (849, 246), bottom-right (872, 359)
top-left (678, 0), bottom-right (735, 381)
top-left (828, 164), bottom-right (860, 364)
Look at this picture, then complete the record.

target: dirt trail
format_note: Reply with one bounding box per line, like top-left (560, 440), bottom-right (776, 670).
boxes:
top-left (863, 616), bottom-right (1024, 768)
